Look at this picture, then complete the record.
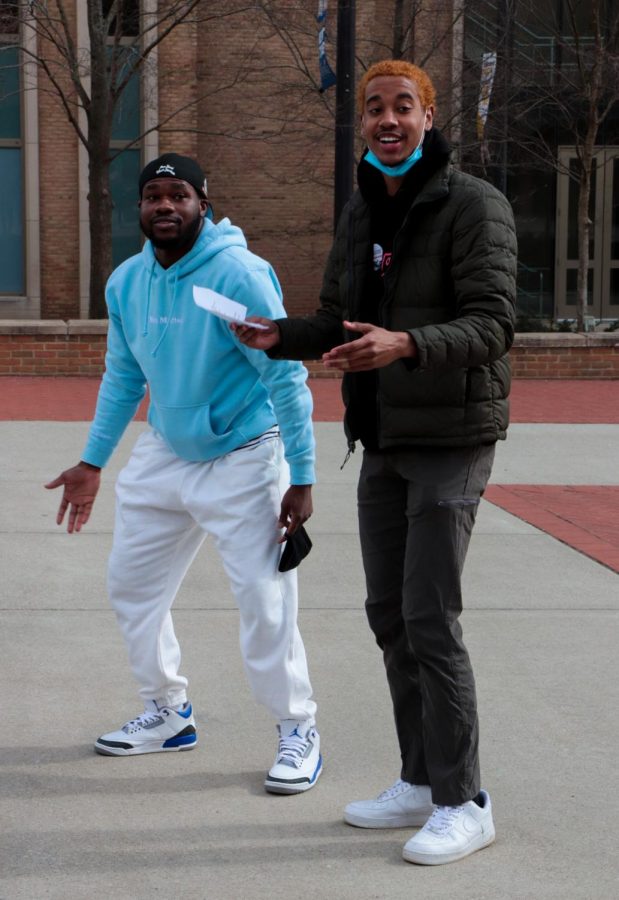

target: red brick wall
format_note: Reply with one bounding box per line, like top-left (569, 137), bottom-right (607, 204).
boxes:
top-left (1, 325), bottom-right (617, 377)
top-left (0, 324), bottom-right (107, 375)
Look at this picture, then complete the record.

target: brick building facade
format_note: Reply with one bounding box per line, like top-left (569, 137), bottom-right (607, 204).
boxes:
top-left (0, 0), bottom-right (461, 322)
top-left (1, 0), bottom-right (617, 334)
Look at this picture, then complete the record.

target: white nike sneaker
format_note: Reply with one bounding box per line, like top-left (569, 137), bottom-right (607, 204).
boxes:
top-left (402, 789), bottom-right (496, 865)
top-left (344, 779), bottom-right (434, 828)
top-left (94, 702), bottom-right (197, 756)
top-left (264, 720), bottom-right (322, 794)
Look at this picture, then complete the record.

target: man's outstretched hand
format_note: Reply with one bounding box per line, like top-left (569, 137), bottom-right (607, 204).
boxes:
top-left (45, 462), bottom-right (101, 533)
top-left (231, 317), bottom-right (281, 351)
top-left (322, 321), bottom-right (417, 372)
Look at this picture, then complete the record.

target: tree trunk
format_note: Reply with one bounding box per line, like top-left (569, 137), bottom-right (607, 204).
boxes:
top-left (88, 155), bottom-right (114, 319)
top-left (392, 0), bottom-right (405, 58)
top-left (575, 15), bottom-right (604, 332)
top-left (575, 124), bottom-right (597, 331)
top-left (576, 163), bottom-right (591, 332)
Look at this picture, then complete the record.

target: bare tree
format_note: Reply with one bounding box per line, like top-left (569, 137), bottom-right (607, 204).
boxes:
top-left (1, 0), bottom-right (250, 317)
top-left (561, 0), bottom-right (619, 330)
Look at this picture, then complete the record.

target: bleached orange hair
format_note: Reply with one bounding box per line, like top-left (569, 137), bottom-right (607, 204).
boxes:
top-left (357, 60), bottom-right (437, 114)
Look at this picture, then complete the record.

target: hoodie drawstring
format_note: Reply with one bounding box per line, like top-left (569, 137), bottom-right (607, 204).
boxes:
top-left (142, 258), bottom-right (156, 338)
top-left (151, 266), bottom-right (180, 357)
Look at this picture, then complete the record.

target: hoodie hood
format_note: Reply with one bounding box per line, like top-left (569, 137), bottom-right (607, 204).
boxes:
top-left (140, 217), bottom-right (248, 351)
top-left (142, 216), bottom-right (248, 277)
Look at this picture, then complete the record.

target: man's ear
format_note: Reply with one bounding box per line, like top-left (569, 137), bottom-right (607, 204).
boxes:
top-left (200, 198), bottom-right (208, 217)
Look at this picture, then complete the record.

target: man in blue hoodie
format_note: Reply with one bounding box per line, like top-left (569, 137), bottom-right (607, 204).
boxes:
top-left (45, 153), bottom-right (322, 795)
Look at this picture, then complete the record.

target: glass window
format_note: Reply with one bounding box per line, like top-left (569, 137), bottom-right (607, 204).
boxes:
top-left (110, 47), bottom-right (140, 141)
top-left (0, 44), bottom-right (20, 137)
top-left (0, 2), bottom-right (19, 35)
top-left (102, 0), bottom-right (140, 37)
top-left (0, 147), bottom-right (24, 293)
top-left (0, 41), bottom-right (23, 294)
top-left (108, 29), bottom-right (142, 267)
top-left (610, 269), bottom-right (619, 307)
top-left (565, 268), bottom-right (593, 306)
top-left (110, 149), bottom-right (141, 267)
top-left (509, 166), bottom-right (556, 318)
top-left (611, 157), bottom-right (619, 261)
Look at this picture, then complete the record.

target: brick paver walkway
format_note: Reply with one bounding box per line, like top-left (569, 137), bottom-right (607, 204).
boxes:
top-left (1, 376), bottom-right (619, 423)
top-left (2, 376), bottom-right (618, 573)
top-left (0, 375), bottom-right (345, 422)
top-left (485, 485), bottom-right (619, 574)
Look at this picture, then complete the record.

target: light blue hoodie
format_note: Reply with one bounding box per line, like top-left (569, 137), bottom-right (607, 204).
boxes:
top-left (82, 217), bottom-right (315, 484)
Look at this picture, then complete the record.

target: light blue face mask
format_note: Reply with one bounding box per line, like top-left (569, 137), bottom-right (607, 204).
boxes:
top-left (364, 126), bottom-right (427, 177)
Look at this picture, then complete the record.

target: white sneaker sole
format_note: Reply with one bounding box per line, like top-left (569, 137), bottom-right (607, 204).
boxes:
top-left (94, 737), bottom-right (197, 756)
top-left (264, 755), bottom-right (323, 794)
top-left (344, 807), bottom-right (434, 829)
top-left (402, 826), bottom-right (496, 865)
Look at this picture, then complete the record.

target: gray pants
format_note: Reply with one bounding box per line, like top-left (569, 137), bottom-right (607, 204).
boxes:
top-left (357, 443), bottom-right (495, 806)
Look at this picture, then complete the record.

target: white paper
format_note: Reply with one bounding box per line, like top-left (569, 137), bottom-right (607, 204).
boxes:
top-left (192, 286), bottom-right (269, 329)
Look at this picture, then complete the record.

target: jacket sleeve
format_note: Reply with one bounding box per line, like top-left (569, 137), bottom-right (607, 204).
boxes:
top-left (271, 207), bottom-right (350, 360)
top-left (409, 182), bottom-right (517, 370)
top-left (234, 267), bottom-right (316, 485)
top-left (81, 283), bottom-right (147, 468)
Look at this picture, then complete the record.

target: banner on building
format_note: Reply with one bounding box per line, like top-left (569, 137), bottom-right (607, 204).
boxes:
top-left (317, 1), bottom-right (336, 91)
top-left (476, 51), bottom-right (496, 141)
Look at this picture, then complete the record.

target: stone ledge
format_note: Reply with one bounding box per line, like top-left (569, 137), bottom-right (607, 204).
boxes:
top-left (514, 332), bottom-right (619, 348)
top-left (66, 319), bottom-right (109, 335)
top-left (0, 320), bottom-right (618, 347)
top-left (0, 320), bottom-right (68, 335)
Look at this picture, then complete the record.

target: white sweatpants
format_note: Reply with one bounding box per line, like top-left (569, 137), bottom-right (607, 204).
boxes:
top-left (107, 429), bottom-right (316, 723)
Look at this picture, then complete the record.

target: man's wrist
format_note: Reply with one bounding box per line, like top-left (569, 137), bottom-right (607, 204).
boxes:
top-left (400, 332), bottom-right (417, 358)
top-left (79, 460), bottom-right (101, 472)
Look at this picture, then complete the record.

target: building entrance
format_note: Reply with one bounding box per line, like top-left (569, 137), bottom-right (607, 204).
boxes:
top-left (556, 147), bottom-right (619, 322)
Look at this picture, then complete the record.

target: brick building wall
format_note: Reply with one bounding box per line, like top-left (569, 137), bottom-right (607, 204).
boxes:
top-left (1, 324), bottom-right (617, 378)
top-left (19, 0), bottom-right (465, 323)
top-left (195, 4), bottom-right (335, 317)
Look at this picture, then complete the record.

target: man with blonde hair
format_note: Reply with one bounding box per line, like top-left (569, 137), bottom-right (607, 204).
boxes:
top-left (234, 60), bottom-right (517, 863)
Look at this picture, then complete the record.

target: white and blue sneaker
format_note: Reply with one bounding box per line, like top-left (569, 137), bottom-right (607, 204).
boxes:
top-left (94, 702), bottom-right (197, 756)
top-left (264, 720), bottom-right (322, 794)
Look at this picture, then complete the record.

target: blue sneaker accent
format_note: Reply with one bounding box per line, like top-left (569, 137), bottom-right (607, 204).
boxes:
top-left (163, 731), bottom-right (197, 749)
top-left (309, 754), bottom-right (323, 784)
top-left (177, 703), bottom-right (193, 719)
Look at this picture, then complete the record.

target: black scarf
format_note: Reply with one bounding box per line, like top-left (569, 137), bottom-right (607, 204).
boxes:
top-left (346, 127), bottom-right (451, 449)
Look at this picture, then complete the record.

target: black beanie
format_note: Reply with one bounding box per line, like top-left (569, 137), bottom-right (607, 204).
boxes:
top-left (139, 153), bottom-right (208, 198)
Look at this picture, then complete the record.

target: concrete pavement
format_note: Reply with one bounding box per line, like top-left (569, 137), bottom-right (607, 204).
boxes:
top-left (1, 386), bottom-right (618, 899)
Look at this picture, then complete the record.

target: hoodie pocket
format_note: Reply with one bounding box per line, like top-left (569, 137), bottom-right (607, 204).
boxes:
top-left (151, 400), bottom-right (235, 460)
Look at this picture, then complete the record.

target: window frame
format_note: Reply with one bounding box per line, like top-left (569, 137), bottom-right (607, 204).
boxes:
top-left (0, 13), bottom-right (41, 317)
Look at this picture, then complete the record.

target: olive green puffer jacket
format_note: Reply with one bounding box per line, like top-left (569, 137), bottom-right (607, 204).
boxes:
top-left (275, 162), bottom-right (517, 448)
